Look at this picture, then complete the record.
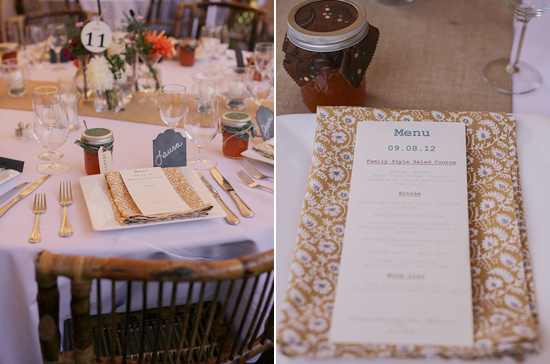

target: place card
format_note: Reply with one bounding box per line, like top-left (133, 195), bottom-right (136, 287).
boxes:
top-left (119, 167), bottom-right (189, 215)
top-left (153, 129), bottom-right (187, 168)
top-left (330, 121), bottom-right (473, 347)
top-left (256, 106), bottom-right (274, 141)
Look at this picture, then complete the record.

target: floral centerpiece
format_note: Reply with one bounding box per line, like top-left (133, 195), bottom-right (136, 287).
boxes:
top-left (62, 20), bottom-right (92, 99)
top-left (122, 10), bottom-right (176, 93)
top-left (86, 54), bottom-right (125, 112)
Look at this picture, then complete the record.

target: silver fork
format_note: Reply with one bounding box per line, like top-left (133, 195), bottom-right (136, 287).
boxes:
top-left (29, 193), bottom-right (46, 243)
top-left (237, 171), bottom-right (274, 192)
top-left (240, 159), bottom-right (273, 179)
top-left (58, 181), bottom-right (73, 237)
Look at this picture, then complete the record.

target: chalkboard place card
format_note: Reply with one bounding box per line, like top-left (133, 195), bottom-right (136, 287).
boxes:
top-left (256, 106), bottom-right (274, 141)
top-left (153, 129), bottom-right (187, 168)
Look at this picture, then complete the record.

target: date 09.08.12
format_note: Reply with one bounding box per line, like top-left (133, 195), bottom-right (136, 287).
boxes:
top-left (387, 145), bottom-right (435, 152)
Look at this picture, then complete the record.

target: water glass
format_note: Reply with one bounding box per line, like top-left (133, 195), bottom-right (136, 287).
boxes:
top-left (184, 94), bottom-right (219, 169)
top-left (58, 76), bottom-right (80, 131)
top-left (1, 61), bottom-right (30, 97)
top-left (158, 84), bottom-right (187, 130)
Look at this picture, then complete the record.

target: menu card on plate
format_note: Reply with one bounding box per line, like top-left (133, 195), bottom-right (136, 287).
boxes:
top-left (119, 168), bottom-right (190, 215)
top-left (330, 121), bottom-right (473, 347)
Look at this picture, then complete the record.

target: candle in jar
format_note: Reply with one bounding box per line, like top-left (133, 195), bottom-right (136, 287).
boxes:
top-left (199, 85), bottom-right (215, 100)
top-left (228, 81), bottom-right (246, 98)
top-left (9, 70), bottom-right (23, 88)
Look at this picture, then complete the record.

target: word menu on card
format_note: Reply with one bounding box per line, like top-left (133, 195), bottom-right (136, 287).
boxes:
top-left (330, 121), bottom-right (474, 347)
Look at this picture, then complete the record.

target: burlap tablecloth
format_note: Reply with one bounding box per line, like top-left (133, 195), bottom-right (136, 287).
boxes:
top-left (276, 0), bottom-right (513, 115)
top-left (2, 80), bottom-right (273, 132)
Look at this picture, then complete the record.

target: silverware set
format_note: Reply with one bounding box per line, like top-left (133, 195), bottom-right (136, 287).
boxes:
top-left (28, 193), bottom-right (46, 243)
top-left (241, 159), bottom-right (274, 179)
top-left (237, 171), bottom-right (273, 192)
top-left (237, 159), bottom-right (274, 193)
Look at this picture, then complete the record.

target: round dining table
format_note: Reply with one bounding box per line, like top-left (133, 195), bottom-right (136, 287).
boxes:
top-left (0, 51), bottom-right (274, 363)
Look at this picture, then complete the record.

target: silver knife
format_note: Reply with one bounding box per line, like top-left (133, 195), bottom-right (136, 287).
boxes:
top-left (0, 175), bottom-right (51, 218)
top-left (198, 172), bottom-right (240, 225)
top-left (0, 182), bottom-right (31, 204)
top-left (210, 168), bottom-right (254, 218)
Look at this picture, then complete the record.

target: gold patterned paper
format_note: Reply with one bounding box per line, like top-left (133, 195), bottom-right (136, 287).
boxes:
top-left (105, 167), bottom-right (213, 225)
top-left (278, 107), bottom-right (538, 360)
top-left (253, 138), bottom-right (275, 160)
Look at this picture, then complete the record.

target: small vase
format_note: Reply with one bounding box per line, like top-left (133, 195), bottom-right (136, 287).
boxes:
top-left (94, 87), bottom-right (122, 113)
top-left (74, 55), bottom-right (93, 100)
top-left (137, 53), bottom-right (162, 93)
top-left (115, 51), bottom-right (138, 105)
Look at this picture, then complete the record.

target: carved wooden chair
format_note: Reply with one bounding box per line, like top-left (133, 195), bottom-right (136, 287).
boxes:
top-left (5, 8), bottom-right (96, 44)
top-left (14, 0), bottom-right (83, 15)
top-left (190, 1), bottom-right (267, 51)
top-left (146, 0), bottom-right (197, 38)
top-left (35, 249), bottom-right (274, 364)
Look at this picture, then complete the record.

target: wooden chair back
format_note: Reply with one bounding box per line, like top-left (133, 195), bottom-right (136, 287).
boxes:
top-left (146, 0), bottom-right (197, 37)
top-left (191, 1), bottom-right (266, 51)
top-left (35, 249), bottom-right (274, 364)
top-left (5, 9), bottom-right (96, 44)
top-left (15, 0), bottom-right (82, 15)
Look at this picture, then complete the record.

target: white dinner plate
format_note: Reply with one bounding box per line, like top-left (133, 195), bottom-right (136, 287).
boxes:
top-left (79, 167), bottom-right (226, 231)
top-left (241, 149), bottom-right (274, 165)
top-left (0, 169), bottom-right (20, 186)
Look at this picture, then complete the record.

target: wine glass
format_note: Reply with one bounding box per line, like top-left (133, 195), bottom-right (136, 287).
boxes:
top-left (26, 24), bottom-right (48, 69)
top-left (184, 94), bottom-right (219, 169)
top-left (158, 84), bottom-right (187, 130)
top-left (245, 66), bottom-right (271, 110)
top-left (32, 86), bottom-right (71, 174)
top-left (47, 23), bottom-right (66, 71)
top-left (482, 0), bottom-right (550, 94)
top-left (253, 42), bottom-right (274, 79)
top-left (199, 25), bottom-right (222, 65)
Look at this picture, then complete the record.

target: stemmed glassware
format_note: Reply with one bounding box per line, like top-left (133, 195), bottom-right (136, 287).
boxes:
top-left (199, 25), bottom-right (222, 65)
top-left (245, 66), bottom-right (271, 110)
top-left (32, 86), bottom-right (71, 175)
top-left (158, 84), bottom-right (188, 130)
top-left (47, 23), bottom-right (66, 71)
top-left (253, 42), bottom-right (274, 80)
top-left (26, 24), bottom-right (48, 69)
top-left (184, 94), bottom-right (219, 169)
top-left (482, 0), bottom-right (550, 94)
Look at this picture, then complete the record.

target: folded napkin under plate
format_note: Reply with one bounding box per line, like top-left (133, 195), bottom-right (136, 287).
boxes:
top-left (105, 167), bottom-right (213, 225)
top-left (253, 138), bottom-right (274, 160)
top-left (278, 107), bottom-right (538, 360)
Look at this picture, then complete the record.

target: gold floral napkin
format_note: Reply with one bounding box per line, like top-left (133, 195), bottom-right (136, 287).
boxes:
top-left (105, 167), bottom-right (213, 225)
top-left (253, 138), bottom-right (275, 160)
top-left (278, 107), bottom-right (539, 360)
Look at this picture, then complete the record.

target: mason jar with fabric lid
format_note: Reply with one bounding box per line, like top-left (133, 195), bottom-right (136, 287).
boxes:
top-left (221, 112), bottom-right (254, 159)
top-left (75, 128), bottom-right (114, 175)
top-left (283, 0), bottom-right (379, 113)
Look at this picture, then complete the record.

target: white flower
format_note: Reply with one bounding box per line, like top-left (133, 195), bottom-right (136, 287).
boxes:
top-left (308, 317), bottom-right (328, 332)
top-left (313, 142), bottom-right (326, 154)
top-left (480, 199), bottom-right (495, 211)
top-left (288, 288), bottom-right (306, 305)
top-left (490, 112), bottom-right (504, 121)
top-left (302, 214), bottom-right (317, 229)
top-left (318, 240), bottom-right (337, 253)
top-left (477, 165), bottom-right (493, 177)
top-left (374, 109), bottom-right (387, 120)
top-left (328, 167), bottom-right (345, 181)
top-left (466, 156), bottom-right (474, 164)
top-left (496, 213), bottom-right (512, 226)
top-left (324, 205), bottom-right (341, 217)
top-left (482, 236), bottom-right (498, 250)
top-left (401, 115), bottom-right (413, 122)
top-left (341, 151), bottom-right (353, 162)
top-left (493, 180), bottom-right (509, 190)
top-left (318, 109), bottom-right (328, 119)
top-left (489, 314), bottom-right (507, 324)
top-left (309, 178), bottom-right (322, 193)
top-left (281, 328), bottom-right (300, 343)
top-left (332, 224), bottom-right (345, 235)
top-left (500, 252), bottom-right (517, 267)
top-left (312, 278), bottom-right (332, 294)
top-left (296, 249), bottom-right (312, 263)
top-left (504, 294), bottom-right (522, 309)
top-left (86, 55), bottom-right (114, 92)
top-left (291, 262), bottom-right (305, 277)
top-left (476, 127), bottom-right (491, 141)
top-left (327, 262), bottom-right (339, 273)
top-left (460, 116), bottom-right (473, 126)
top-left (331, 131), bottom-right (347, 144)
top-left (342, 115), bottom-right (356, 125)
top-left (513, 325), bottom-right (535, 337)
top-left (491, 147), bottom-right (505, 159)
top-left (475, 339), bottom-right (493, 350)
top-left (485, 276), bottom-right (503, 291)
top-left (431, 111), bottom-right (445, 120)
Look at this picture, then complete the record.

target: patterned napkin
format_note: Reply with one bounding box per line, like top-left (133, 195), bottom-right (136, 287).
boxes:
top-left (253, 138), bottom-right (275, 160)
top-left (105, 167), bottom-right (213, 225)
top-left (278, 107), bottom-right (539, 360)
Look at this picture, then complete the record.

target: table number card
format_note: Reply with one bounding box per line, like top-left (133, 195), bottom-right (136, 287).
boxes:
top-left (330, 121), bottom-right (473, 347)
top-left (119, 167), bottom-right (189, 215)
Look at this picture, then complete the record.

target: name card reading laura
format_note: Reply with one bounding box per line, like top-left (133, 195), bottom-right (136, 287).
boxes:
top-left (330, 121), bottom-right (473, 347)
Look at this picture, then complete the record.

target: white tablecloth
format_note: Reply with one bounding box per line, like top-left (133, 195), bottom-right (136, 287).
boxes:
top-left (276, 13), bottom-right (550, 364)
top-left (0, 55), bottom-right (273, 363)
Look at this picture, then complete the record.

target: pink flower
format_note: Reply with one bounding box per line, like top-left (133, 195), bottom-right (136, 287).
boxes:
top-left (136, 15), bottom-right (143, 21)
top-left (75, 22), bottom-right (84, 27)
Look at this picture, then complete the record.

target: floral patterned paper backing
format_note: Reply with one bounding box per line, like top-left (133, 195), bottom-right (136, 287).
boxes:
top-left (105, 167), bottom-right (213, 225)
top-left (278, 107), bottom-right (538, 360)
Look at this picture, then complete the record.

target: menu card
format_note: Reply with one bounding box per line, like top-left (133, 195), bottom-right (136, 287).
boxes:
top-left (330, 121), bottom-right (473, 347)
top-left (119, 168), bottom-right (190, 215)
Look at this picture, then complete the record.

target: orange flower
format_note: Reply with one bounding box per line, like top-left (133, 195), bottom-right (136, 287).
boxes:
top-left (144, 30), bottom-right (176, 60)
